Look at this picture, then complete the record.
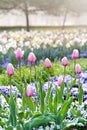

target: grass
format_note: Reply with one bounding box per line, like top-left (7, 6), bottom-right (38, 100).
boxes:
top-left (0, 58), bottom-right (87, 86)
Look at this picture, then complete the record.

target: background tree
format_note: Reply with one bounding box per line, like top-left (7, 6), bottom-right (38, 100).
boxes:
top-left (0, 0), bottom-right (87, 31)
top-left (0, 0), bottom-right (64, 31)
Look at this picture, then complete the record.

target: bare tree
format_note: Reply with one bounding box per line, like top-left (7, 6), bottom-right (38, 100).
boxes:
top-left (61, 0), bottom-right (87, 29)
top-left (0, 0), bottom-right (87, 31)
top-left (0, 0), bottom-right (64, 31)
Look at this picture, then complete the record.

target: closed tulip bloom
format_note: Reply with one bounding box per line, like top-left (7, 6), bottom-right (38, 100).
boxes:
top-left (72, 49), bottom-right (79, 59)
top-left (61, 57), bottom-right (68, 67)
top-left (6, 63), bottom-right (14, 76)
top-left (44, 58), bottom-right (52, 68)
top-left (16, 48), bottom-right (23, 60)
top-left (58, 76), bottom-right (63, 87)
top-left (28, 52), bottom-right (36, 63)
top-left (26, 85), bottom-right (34, 97)
top-left (75, 64), bottom-right (82, 75)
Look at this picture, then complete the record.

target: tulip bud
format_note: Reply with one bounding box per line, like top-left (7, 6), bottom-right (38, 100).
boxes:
top-left (58, 76), bottom-right (63, 87)
top-left (61, 57), bottom-right (68, 67)
top-left (44, 58), bottom-right (52, 68)
top-left (16, 48), bottom-right (23, 60)
top-left (6, 63), bottom-right (14, 76)
top-left (75, 64), bottom-right (82, 75)
top-left (26, 85), bottom-right (34, 97)
top-left (72, 49), bottom-right (79, 59)
top-left (28, 52), bottom-right (36, 63)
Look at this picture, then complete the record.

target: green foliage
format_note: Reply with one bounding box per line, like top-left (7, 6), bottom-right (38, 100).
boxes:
top-left (78, 84), bottom-right (83, 105)
top-left (0, 58), bottom-right (87, 129)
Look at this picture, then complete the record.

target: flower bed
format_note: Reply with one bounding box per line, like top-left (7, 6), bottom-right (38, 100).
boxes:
top-left (0, 30), bottom-right (87, 67)
top-left (0, 48), bottom-right (87, 130)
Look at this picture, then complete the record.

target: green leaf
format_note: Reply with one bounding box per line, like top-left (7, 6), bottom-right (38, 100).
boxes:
top-left (53, 87), bottom-right (58, 113)
top-left (58, 82), bottom-right (65, 103)
top-left (48, 89), bottom-right (53, 113)
top-left (27, 97), bottom-right (36, 112)
top-left (24, 114), bottom-right (55, 129)
top-left (9, 95), bottom-right (17, 127)
top-left (57, 97), bottom-right (73, 124)
top-left (78, 85), bottom-right (83, 105)
top-left (5, 125), bottom-right (14, 130)
top-left (31, 111), bottom-right (42, 119)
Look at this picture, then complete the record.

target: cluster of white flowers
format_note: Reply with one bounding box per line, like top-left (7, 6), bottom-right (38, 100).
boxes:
top-left (33, 124), bottom-right (60, 130)
top-left (0, 30), bottom-right (87, 54)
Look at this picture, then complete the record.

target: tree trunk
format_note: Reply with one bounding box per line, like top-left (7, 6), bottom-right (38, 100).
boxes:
top-left (62, 8), bottom-right (68, 30)
top-left (24, 1), bottom-right (30, 32)
top-left (25, 10), bottom-right (30, 31)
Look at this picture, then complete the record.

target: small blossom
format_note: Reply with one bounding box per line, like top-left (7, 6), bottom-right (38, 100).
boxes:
top-left (26, 85), bottom-right (34, 97)
top-left (58, 76), bottom-right (63, 87)
top-left (75, 64), bottom-right (82, 75)
top-left (44, 58), bottom-right (52, 68)
top-left (16, 48), bottom-right (23, 60)
top-left (6, 63), bottom-right (14, 76)
top-left (72, 49), bottom-right (79, 59)
top-left (28, 52), bottom-right (36, 63)
top-left (61, 57), bottom-right (68, 67)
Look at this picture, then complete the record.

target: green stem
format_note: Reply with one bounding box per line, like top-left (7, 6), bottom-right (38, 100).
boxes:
top-left (74, 59), bottom-right (76, 74)
top-left (40, 68), bottom-right (44, 113)
top-left (30, 64), bottom-right (32, 83)
top-left (19, 60), bottom-right (22, 81)
top-left (9, 76), bottom-right (12, 97)
top-left (64, 66), bottom-right (66, 80)
top-left (45, 69), bottom-right (51, 111)
top-left (34, 64), bottom-right (37, 81)
top-left (48, 68), bottom-right (50, 88)
top-left (78, 76), bottom-right (83, 105)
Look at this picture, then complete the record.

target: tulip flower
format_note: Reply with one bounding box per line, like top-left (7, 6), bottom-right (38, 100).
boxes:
top-left (61, 57), bottom-right (68, 67)
top-left (28, 52), bottom-right (36, 63)
top-left (58, 76), bottom-right (63, 87)
top-left (75, 64), bottom-right (83, 105)
top-left (28, 52), bottom-right (36, 83)
top-left (72, 49), bottom-right (79, 72)
top-left (75, 64), bottom-right (82, 75)
top-left (72, 49), bottom-right (79, 60)
top-left (44, 58), bottom-right (52, 68)
top-left (6, 63), bottom-right (14, 97)
top-left (16, 48), bottom-right (23, 60)
top-left (44, 58), bottom-right (52, 112)
top-left (6, 63), bottom-right (14, 76)
top-left (61, 57), bottom-right (68, 78)
top-left (26, 85), bottom-right (34, 97)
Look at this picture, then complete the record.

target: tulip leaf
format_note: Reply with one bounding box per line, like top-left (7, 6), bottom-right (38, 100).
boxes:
top-left (5, 125), bottom-right (14, 130)
top-left (48, 89), bottom-right (53, 113)
top-left (57, 97), bottom-right (73, 124)
top-left (27, 97), bottom-right (36, 112)
top-left (78, 85), bottom-right (83, 105)
top-left (24, 114), bottom-right (55, 129)
top-left (9, 95), bottom-right (17, 127)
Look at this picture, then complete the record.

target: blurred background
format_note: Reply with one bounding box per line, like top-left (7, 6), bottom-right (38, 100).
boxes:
top-left (0, 0), bottom-right (87, 31)
top-left (0, 0), bottom-right (87, 67)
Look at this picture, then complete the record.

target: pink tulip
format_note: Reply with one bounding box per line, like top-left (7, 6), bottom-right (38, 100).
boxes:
top-left (16, 48), bottom-right (23, 60)
top-left (26, 85), bottom-right (34, 97)
top-left (44, 58), bottom-right (52, 68)
top-left (75, 64), bottom-right (82, 75)
top-left (28, 52), bottom-right (36, 63)
top-left (72, 49), bottom-right (79, 59)
top-left (61, 57), bottom-right (68, 67)
top-left (6, 63), bottom-right (14, 76)
top-left (58, 76), bottom-right (63, 87)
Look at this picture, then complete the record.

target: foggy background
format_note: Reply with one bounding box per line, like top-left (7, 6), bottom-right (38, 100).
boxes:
top-left (0, 0), bottom-right (87, 30)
